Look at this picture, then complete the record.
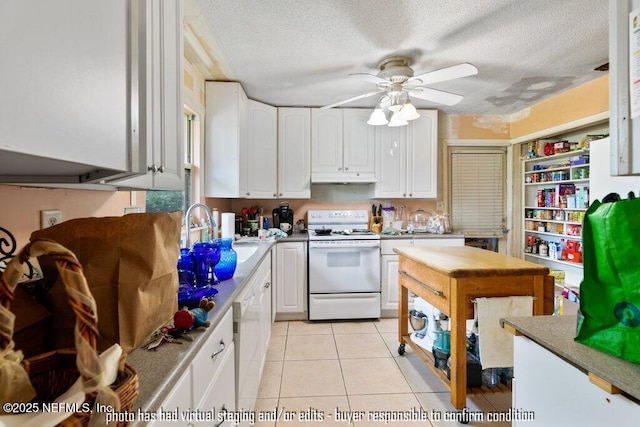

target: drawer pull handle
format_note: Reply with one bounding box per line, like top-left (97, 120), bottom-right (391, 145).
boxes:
top-left (398, 270), bottom-right (442, 296)
top-left (265, 282), bottom-right (271, 288)
top-left (211, 340), bottom-right (225, 359)
top-left (215, 404), bottom-right (228, 427)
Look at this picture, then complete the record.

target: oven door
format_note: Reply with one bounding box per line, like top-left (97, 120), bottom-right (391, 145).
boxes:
top-left (308, 240), bottom-right (381, 293)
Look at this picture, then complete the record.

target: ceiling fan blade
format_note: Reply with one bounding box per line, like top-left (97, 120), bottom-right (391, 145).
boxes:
top-left (405, 63), bottom-right (478, 87)
top-left (349, 72), bottom-right (389, 85)
top-left (321, 90), bottom-right (385, 109)
top-left (408, 87), bottom-right (464, 106)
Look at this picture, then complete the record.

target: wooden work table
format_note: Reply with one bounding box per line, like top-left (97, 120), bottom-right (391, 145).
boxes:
top-left (394, 245), bottom-right (553, 410)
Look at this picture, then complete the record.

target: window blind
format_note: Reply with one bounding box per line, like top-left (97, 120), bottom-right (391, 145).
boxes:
top-left (450, 149), bottom-right (506, 237)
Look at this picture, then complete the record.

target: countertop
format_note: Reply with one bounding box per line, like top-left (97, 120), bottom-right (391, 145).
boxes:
top-left (501, 315), bottom-right (640, 401)
top-left (393, 245), bottom-right (549, 277)
top-left (126, 239), bottom-right (277, 424)
top-left (379, 232), bottom-right (464, 240)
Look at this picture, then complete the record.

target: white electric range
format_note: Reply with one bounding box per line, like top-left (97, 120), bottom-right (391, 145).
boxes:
top-left (307, 209), bottom-right (381, 320)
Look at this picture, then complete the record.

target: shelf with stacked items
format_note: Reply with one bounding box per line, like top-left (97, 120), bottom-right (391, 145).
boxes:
top-left (522, 148), bottom-right (589, 269)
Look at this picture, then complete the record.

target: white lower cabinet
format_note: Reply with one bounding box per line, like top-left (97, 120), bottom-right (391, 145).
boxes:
top-left (195, 341), bottom-right (236, 426)
top-left (151, 367), bottom-right (192, 427)
top-left (233, 253), bottom-right (272, 422)
top-left (274, 241), bottom-right (308, 318)
top-left (381, 237), bottom-right (464, 311)
top-left (513, 335), bottom-right (640, 426)
top-left (149, 307), bottom-right (235, 427)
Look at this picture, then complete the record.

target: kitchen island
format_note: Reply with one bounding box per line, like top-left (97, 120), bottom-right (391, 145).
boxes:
top-left (502, 315), bottom-right (640, 426)
top-left (394, 245), bottom-right (553, 410)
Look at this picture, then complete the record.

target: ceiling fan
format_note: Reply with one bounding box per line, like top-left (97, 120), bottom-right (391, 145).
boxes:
top-left (321, 56), bottom-right (478, 126)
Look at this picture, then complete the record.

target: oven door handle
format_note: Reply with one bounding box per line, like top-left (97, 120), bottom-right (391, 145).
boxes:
top-left (309, 241), bottom-right (381, 249)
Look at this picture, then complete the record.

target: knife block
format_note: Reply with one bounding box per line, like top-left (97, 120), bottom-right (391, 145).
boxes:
top-left (369, 216), bottom-right (383, 233)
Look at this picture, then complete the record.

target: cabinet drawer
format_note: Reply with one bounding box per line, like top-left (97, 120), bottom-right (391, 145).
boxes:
top-left (192, 307), bottom-right (234, 403)
top-left (398, 256), bottom-right (449, 313)
top-left (381, 239), bottom-right (415, 254)
top-left (196, 341), bottom-right (236, 424)
top-left (413, 237), bottom-right (464, 247)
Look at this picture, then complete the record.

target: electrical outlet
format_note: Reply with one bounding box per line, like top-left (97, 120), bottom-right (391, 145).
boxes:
top-left (436, 201), bottom-right (444, 211)
top-left (41, 210), bottom-right (62, 229)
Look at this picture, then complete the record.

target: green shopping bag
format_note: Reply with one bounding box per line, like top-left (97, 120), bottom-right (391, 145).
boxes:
top-left (575, 192), bottom-right (640, 364)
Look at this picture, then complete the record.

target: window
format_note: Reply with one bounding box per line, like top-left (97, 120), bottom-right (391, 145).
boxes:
top-left (145, 112), bottom-right (195, 213)
top-left (450, 148), bottom-right (506, 237)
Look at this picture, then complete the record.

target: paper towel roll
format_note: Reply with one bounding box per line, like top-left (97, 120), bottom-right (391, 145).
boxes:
top-left (211, 209), bottom-right (219, 239)
top-left (221, 212), bottom-right (235, 239)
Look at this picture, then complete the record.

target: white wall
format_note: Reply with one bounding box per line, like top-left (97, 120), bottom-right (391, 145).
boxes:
top-left (590, 137), bottom-right (640, 201)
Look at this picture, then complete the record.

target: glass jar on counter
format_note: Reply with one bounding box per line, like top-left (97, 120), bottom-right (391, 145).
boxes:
top-left (409, 208), bottom-right (430, 232)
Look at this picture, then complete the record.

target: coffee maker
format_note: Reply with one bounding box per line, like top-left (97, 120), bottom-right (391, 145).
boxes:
top-left (272, 201), bottom-right (294, 235)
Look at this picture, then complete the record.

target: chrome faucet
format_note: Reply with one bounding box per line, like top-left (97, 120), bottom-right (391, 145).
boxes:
top-left (184, 203), bottom-right (216, 248)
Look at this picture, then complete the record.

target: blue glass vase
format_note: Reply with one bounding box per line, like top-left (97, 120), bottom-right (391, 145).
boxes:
top-left (214, 238), bottom-right (237, 281)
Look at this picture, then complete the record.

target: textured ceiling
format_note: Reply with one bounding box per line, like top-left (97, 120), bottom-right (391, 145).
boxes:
top-left (189, 0), bottom-right (609, 115)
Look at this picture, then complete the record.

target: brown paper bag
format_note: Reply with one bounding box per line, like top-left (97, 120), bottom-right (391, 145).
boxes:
top-left (31, 212), bottom-right (181, 353)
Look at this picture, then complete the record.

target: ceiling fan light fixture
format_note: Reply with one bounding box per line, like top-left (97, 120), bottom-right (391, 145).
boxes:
top-left (398, 100), bottom-right (420, 121)
top-left (367, 108), bottom-right (388, 126)
top-left (388, 91), bottom-right (404, 112)
top-left (388, 111), bottom-right (408, 127)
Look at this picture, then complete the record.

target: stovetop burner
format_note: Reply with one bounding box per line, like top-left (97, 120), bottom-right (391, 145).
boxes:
top-left (330, 229), bottom-right (373, 235)
top-left (307, 209), bottom-right (380, 241)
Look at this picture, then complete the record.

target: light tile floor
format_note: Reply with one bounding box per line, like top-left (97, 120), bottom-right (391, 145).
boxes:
top-left (254, 319), bottom-right (512, 426)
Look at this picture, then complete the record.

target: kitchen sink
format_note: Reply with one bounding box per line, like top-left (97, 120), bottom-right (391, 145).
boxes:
top-left (234, 244), bottom-right (258, 263)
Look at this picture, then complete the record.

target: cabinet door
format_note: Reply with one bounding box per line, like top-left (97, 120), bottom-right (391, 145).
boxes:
top-left (374, 125), bottom-right (407, 198)
top-left (343, 109), bottom-right (376, 176)
top-left (406, 110), bottom-right (438, 198)
top-left (381, 255), bottom-right (400, 310)
top-left (247, 100), bottom-right (278, 198)
top-left (513, 335), bottom-right (640, 426)
top-left (204, 82), bottom-right (247, 197)
top-left (311, 108), bottom-right (343, 176)
top-left (258, 262), bottom-right (272, 372)
top-left (277, 108), bottom-right (311, 198)
top-left (118, 0), bottom-right (184, 190)
top-left (149, 367), bottom-right (192, 427)
top-left (275, 242), bottom-right (307, 314)
top-left (0, 0), bottom-right (130, 182)
top-left (195, 341), bottom-right (236, 426)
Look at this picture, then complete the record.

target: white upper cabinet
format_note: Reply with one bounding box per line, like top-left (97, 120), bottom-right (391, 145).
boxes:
top-left (205, 89), bottom-right (306, 199)
top-left (278, 108), bottom-right (311, 199)
top-left (311, 109), bottom-right (375, 183)
top-left (406, 110), bottom-right (438, 197)
top-left (0, 0), bottom-right (182, 188)
top-left (116, 0), bottom-right (184, 190)
top-left (204, 82), bottom-right (249, 198)
top-left (375, 110), bottom-right (438, 198)
top-left (247, 100), bottom-right (278, 198)
top-left (374, 126), bottom-right (408, 197)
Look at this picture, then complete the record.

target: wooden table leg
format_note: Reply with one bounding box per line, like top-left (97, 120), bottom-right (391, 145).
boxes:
top-left (398, 280), bottom-right (409, 348)
top-left (449, 278), bottom-right (467, 409)
top-left (533, 275), bottom-right (544, 315)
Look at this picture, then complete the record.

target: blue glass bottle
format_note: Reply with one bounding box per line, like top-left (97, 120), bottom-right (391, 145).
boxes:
top-left (214, 238), bottom-right (237, 281)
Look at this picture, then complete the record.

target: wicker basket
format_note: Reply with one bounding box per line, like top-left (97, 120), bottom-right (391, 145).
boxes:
top-left (0, 239), bottom-right (138, 426)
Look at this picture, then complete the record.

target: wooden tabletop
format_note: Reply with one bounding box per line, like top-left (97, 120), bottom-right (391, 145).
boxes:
top-left (393, 245), bottom-right (549, 278)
